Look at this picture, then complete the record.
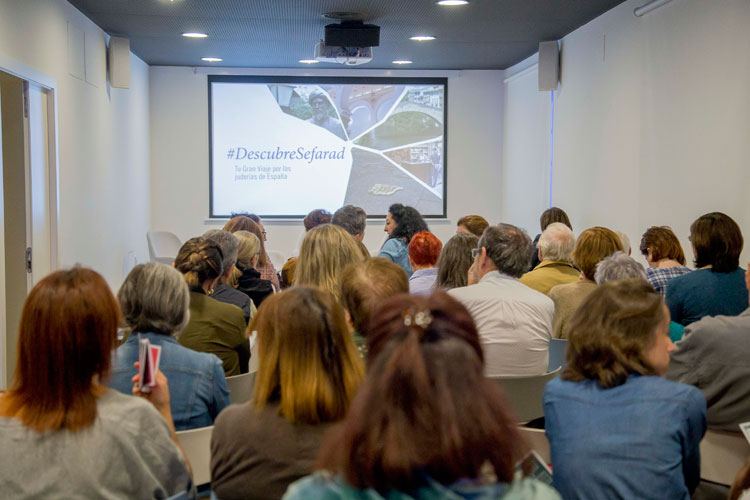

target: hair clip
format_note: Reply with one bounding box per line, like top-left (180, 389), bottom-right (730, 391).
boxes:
top-left (403, 308), bottom-right (433, 330)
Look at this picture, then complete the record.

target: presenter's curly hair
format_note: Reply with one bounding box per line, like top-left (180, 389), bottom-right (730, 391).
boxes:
top-left (174, 237), bottom-right (224, 288)
top-left (317, 292), bottom-right (527, 492)
top-left (388, 204), bottom-right (429, 244)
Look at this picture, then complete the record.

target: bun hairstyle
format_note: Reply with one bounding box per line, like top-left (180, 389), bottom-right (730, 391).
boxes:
top-left (174, 237), bottom-right (224, 288)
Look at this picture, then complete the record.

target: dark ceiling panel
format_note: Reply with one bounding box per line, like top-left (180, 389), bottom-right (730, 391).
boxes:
top-left (67, 0), bottom-right (626, 69)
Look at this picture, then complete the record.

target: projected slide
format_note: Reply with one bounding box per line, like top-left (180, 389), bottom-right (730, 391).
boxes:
top-left (209, 76), bottom-right (446, 217)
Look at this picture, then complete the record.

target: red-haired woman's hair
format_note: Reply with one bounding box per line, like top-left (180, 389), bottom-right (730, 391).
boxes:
top-left (408, 231), bottom-right (443, 267)
top-left (0, 267), bottom-right (120, 432)
top-left (317, 292), bottom-right (526, 492)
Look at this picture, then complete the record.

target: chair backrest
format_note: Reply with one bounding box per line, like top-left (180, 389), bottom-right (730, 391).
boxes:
top-left (147, 230), bottom-right (182, 265)
top-left (700, 429), bottom-right (749, 485)
top-left (266, 250), bottom-right (285, 271)
top-left (518, 426), bottom-right (551, 466)
top-left (488, 367), bottom-right (562, 423)
top-left (548, 338), bottom-right (567, 372)
top-left (176, 425), bottom-right (213, 487)
top-left (225, 372), bottom-right (256, 405)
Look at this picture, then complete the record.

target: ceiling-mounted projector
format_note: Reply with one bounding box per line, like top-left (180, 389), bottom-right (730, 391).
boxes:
top-left (324, 20), bottom-right (380, 47)
top-left (315, 41), bottom-right (373, 65)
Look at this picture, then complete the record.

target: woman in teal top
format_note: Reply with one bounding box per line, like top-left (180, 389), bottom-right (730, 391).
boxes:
top-left (666, 212), bottom-right (747, 325)
top-left (283, 292), bottom-right (560, 500)
top-left (378, 203), bottom-right (429, 277)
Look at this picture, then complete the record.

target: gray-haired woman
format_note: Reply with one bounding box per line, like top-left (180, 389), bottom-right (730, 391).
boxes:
top-left (108, 262), bottom-right (230, 431)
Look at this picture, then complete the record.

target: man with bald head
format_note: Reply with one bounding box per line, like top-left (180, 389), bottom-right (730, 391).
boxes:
top-left (520, 222), bottom-right (579, 295)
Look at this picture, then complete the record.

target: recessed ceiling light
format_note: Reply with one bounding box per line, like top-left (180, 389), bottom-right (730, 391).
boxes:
top-left (392, 60), bottom-right (413, 65)
top-left (299, 59), bottom-right (320, 64)
top-left (201, 57), bottom-right (222, 62)
top-left (410, 35), bottom-right (436, 41)
top-left (436, 0), bottom-right (469, 5)
top-left (182, 32), bottom-right (208, 38)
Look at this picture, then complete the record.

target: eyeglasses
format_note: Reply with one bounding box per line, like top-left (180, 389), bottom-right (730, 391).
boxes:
top-left (262, 231), bottom-right (267, 236)
top-left (471, 247), bottom-right (482, 259)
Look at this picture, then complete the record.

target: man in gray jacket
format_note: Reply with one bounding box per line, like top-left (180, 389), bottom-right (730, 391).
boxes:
top-left (667, 265), bottom-right (750, 431)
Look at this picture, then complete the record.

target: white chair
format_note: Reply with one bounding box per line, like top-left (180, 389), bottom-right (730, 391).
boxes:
top-left (547, 338), bottom-right (567, 372)
top-left (176, 425), bottom-right (213, 487)
top-left (488, 367), bottom-right (562, 423)
top-left (266, 249), bottom-right (286, 270)
top-left (146, 230), bottom-right (182, 265)
top-left (225, 372), bottom-right (256, 405)
top-left (518, 426), bottom-right (551, 465)
top-left (699, 429), bottom-right (749, 485)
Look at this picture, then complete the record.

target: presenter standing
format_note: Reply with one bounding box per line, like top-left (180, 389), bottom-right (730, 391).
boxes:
top-left (379, 204), bottom-right (429, 277)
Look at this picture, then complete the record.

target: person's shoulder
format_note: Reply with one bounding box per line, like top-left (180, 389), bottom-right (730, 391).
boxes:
top-left (214, 401), bottom-right (254, 430)
top-left (635, 376), bottom-right (705, 406)
top-left (207, 296), bottom-right (246, 323)
top-left (283, 473), bottom-right (365, 500)
top-left (549, 281), bottom-right (577, 299)
top-left (501, 475), bottom-right (562, 500)
top-left (98, 389), bottom-right (170, 436)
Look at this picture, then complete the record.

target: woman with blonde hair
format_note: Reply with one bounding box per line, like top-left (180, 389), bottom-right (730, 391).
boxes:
top-left (211, 287), bottom-right (365, 500)
top-left (294, 224), bottom-right (367, 303)
top-left (230, 230), bottom-right (274, 307)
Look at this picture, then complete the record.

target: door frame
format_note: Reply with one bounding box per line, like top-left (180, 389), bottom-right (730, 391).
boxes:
top-left (0, 55), bottom-right (59, 389)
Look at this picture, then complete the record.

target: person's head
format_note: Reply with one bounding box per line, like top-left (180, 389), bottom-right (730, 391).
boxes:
top-left (537, 222), bottom-right (575, 263)
top-left (229, 230), bottom-right (261, 287)
top-left (203, 229), bottom-right (238, 281)
top-left (340, 257), bottom-right (410, 334)
top-left (473, 223), bottom-right (532, 281)
top-left (385, 203), bottom-right (429, 243)
top-left (251, 287), bottom-right (364, 424)
top-left (3, 267), bottom-right (120, 431)
top-left (280, 257), bottom-right (297, 289)
top-left (690, 212), bottom-right (743, 272)
top-left (308, 89), bottom-right (331, 121)
top-left (174, 237), bottom-right (224, 290)
top-left (318, 292), bottom-right (526, 492)
top-left (246, 213), bottom-right (266, 241)
top-left (572, 227), bottom-right (624, 281)
top-left (639, 226), bottom-right (686, 266)
top-left (436, 232), bottom-right (479, 289)
top-left (295, 224), bottom-right (366, 303)
top-left (303, 209), bottom-right (332, 232)
top-left (564, 279), bottom-right (673, 386)
top-left (615, 231), bottom-right (631, 255)
top-left (456, 215), bottom-right (489, 238)
top-left (540, 207), bottom-right (572, 232)
top-left (407, 231), bottom-right (442, 270)
top-left (223, 215), bottom-right (268, 266)
top-left (594, 251), bottom-right (647, 285)
top-left (118, 263), bottom-right (190, 336)
top-left (332, 205), bottom-right (367, 240)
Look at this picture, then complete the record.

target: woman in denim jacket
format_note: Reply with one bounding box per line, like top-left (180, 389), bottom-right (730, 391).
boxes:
top-left (544, 279), bottom-right (706, 500)
top-left (109, 262), bottom-right (230, 431)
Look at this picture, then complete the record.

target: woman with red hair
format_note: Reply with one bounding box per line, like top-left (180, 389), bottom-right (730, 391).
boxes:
top-left (0, 267), bottom-right (191, 499)
top-left (407, 231), bottom-right (442, 295)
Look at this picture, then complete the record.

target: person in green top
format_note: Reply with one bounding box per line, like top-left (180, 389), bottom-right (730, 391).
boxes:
top-left (283, 292), bottom-right (561, 500)
top-left (340, 257), bottom-right (409, 359)
top-left (174, 237), bottom-right (249, 376)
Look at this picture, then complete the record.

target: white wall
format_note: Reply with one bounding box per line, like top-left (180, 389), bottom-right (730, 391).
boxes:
top-left (0, 0), bottom-right (151, 287)
top-left (150, 68), bottom-right (505, 257)
top-left (502, 0), bottom-right (750, 267)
